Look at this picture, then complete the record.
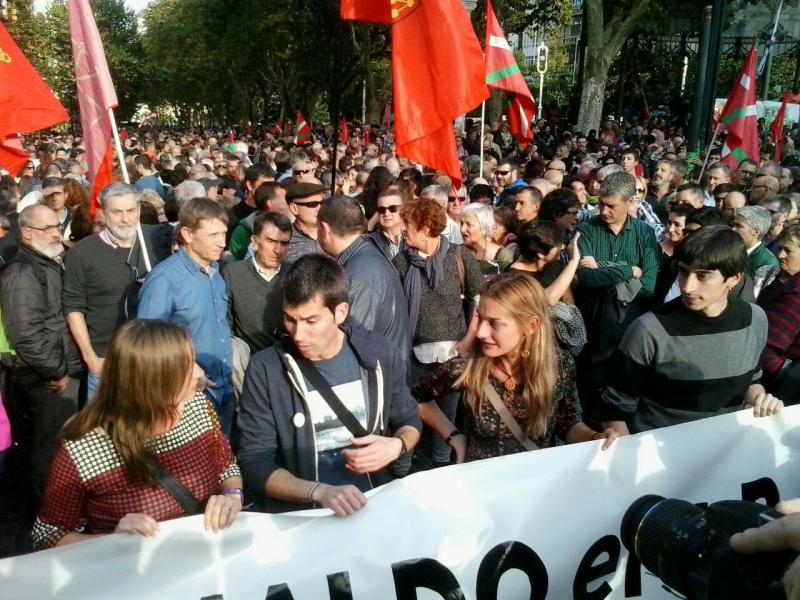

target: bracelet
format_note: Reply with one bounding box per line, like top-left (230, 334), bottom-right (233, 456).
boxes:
top-left (308, 481), bottom-right (322, 504)
top-left (223, 487), bottom-right (244, 504)
top-left (445, 429), bottom-right (465, 445)
top-left (396, 436), bottom-right (408, 458)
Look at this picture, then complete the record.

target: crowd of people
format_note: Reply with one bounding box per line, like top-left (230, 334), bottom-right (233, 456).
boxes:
top-left (0, 113), bottom-right (795, 557)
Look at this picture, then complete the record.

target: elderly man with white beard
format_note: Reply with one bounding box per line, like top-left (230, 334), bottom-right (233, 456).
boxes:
top-left (0, 204), bottom-right (83, 504)
top-left (63, 183), bottom-right (172, 401)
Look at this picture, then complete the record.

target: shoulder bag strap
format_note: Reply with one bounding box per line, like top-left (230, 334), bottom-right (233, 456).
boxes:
top-left (295, 357), bottom-right (369, 438)
top-left (482, 382), bottom-right (540, 451)
top-left (144, 452), bottom-right (204, 515)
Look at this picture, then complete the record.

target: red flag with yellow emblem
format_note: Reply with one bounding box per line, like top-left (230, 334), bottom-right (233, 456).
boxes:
top-left (342, 0), bottom-right (487, 187)
top-left (0, 22), bottom-right (68, 175)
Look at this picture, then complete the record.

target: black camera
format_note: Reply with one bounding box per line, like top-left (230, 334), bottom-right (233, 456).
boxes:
top-left (621, 494), bottom-right (796, 600)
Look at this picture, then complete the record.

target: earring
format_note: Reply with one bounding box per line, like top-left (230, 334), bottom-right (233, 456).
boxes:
top-left (521, 349), bottom-right (531, 358)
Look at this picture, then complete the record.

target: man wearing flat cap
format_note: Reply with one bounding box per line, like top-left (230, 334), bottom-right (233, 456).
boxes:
top-left (41, 177), bottom-right (73, 242)
top-left (286, 182), bottom-right (327, 263)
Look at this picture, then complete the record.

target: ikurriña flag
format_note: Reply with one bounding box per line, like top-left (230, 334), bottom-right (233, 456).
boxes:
top-left (719, 45), bottom-right (760, 169)
top-left (0, 22), bottom-right (68, 175)
top-left (342, 0), bottom-right (488, 188)
top-left (69, 0), bottom-right (119, 218)
top-left (484, 0), bottom-right (536, 150)
top-left (294, 111), bottom-right (312, 145)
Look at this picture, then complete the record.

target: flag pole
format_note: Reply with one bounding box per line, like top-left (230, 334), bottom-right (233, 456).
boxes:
top-left (108, 106), bottom-right (151, 273)
top-left (697, 121), bottom-right (722, 182)
top-left (479, 100), bottom-right (486, 178)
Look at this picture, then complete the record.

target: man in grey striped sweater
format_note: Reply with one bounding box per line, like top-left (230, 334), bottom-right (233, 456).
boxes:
top-left (597, 226), bottom-right (783, 434)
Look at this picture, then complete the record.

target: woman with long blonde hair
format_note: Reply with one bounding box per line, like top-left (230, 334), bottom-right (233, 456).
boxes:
top-left (412, 272), bottom-right (616, 462)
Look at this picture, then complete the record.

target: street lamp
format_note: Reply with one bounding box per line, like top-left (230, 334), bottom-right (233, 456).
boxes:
top-left (536, 40), bottom-right (548, 121)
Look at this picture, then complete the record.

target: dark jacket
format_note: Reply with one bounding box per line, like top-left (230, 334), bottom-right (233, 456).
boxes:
top-left (0, 245), bottom-right (82, 382)
top-left (236, 322), bottom-right (421, 512)
top-left (366, 230), bottom-right (403, 265)
top-left (338, 235), bottom-right (411, 361)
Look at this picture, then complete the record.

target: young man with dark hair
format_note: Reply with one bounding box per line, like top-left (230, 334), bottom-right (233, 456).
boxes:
top-left (237, 254), bottom-right (421, 515)
top-left (597, 225), bottom-right (782, 434)
top-left (133, 154), bottom-right (165, 200)
top-left (227, 181), bottom-right (288, 260)
top-left (227, 164), bottom-right (273, 238)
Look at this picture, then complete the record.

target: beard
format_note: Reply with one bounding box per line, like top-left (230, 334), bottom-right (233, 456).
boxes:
top-left (31, 239), bottom-right (64, 259)
top-left (105, 222), bottom-right (138, 242)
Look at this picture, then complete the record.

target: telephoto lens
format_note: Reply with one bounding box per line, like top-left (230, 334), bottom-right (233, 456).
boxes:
top-left (621, 495), bottom-right (795, 600)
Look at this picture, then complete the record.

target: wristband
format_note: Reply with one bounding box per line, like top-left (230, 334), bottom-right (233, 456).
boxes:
top-left (308, 481), bottom-right (322, 504)
top-left (445, 429), bottom-right (465, 445)
top-left (223, 487), bottom-right (244, 504)
top-left (396, 436), bottom-right (408, 458)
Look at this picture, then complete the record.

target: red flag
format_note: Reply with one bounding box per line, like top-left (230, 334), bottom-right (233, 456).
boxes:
top-left (69, 0), bottom-right (119, 218)
top-left (719, 46), bottom-right (760, 170)
top-left (484, 0), bottom-right (535, 150)
top-left (772, 93), bottom-right (800, 163)
top-left (339, 117), bottom-right (349, 144)
top-left (0, 22), bottom-right (68, 175)
top-left (343, 0), bottom-right (488, 187)
top-left (294, 111), bottom-right (312, 144)
top-left (363, 129), bottom-right (369, 147)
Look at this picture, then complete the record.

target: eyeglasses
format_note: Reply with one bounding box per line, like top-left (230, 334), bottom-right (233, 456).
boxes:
top-left (294, 169), bottom-right (312, 175)
top-left (448, 196), bottom-right (465, 203)
top-left (376, 205), bottom-right (401, 214)
top-left (737, 169), bottom-right (756, 175)
top-left (25, 164), bottom-right (34, 170)
top-left (636, 188), bottom-right (645, 194)
top-left (293, 200), bottom-right (322, 208)
top-left (23, 224), bottom-right (60, 233)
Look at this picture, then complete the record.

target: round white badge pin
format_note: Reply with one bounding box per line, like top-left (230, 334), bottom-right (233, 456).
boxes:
top-left (293, 413), bottom-right (306, 428)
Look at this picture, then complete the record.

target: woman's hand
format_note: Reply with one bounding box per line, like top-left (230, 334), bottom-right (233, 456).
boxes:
top-left (594, 428), bottom-right (620, 451)
top-left (752, 391), bottom-right (783, 418)
top-left (204, 494), bottom-right (242, 533)
top-left (567, 232), bottom-right (581, 263)
top-left (114, 513), bottom-right (159, 537)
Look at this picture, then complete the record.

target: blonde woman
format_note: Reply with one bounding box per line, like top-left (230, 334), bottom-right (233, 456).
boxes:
top-left (412, 273), bottom-right (616, 462)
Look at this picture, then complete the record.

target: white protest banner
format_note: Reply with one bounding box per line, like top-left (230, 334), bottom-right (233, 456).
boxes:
top-left (2, 407), bottom-right (800, 600)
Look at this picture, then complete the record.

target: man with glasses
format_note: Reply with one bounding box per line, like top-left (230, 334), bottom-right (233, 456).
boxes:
top-left (750, 175), bottom-right (779, 206)
top-left (286, 182), bottom-right (327, 263)
top-left (291, 159), bottom-right (317, 184)
top-left (369, 189), bottom-right (404, 261)
top-left (1, 204), bottom-right (81, 504)
top-left (494, 158), bottom-right (526, 203)
top-left (419, 184), bottom-right (462, 244)
top-left (734, 159), bottom-right (758, 192)
top-left (317, 196), bottom-right (411, 362)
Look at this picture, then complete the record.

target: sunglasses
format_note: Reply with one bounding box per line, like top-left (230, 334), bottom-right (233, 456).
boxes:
top-left (636, 188), bottom-right (645, 194)
top-left (294, 169), bottom-right (312, 175)
top-left (495, 170), bottom-right (511, 176)
top-left (448, 196), bottom-right (465, 203)
top-left (25, 164), bottom-right (34, 169)
top-left (293, 200), bottom-right (322, 208)
top-left (376, 205), bottom-right (401, 214)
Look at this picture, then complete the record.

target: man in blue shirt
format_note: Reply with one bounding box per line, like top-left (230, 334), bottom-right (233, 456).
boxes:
top-left (133, 155), bottom-right (166, 200)
top-left (138, 197), bottom-right (234, 435)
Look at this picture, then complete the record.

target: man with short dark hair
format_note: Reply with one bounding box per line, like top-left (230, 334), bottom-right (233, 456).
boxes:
top-left (237, 254), bottom-right (421, 514)
top-left (286, 182), bottom-right (327, 263)
top-left (133, 154), bottom-right (165, 200)
top-left (674, 182), bottom-right (705, 210)
top-left (2, 204), bottom-right (82, 503)
top-left (138, 197), bottom-right (235, 434)
top-left (598, 226), bottom-right (782, 434)
top-left (494, 158), bottom-right (526, 201)
top-left (369, 189), bottom-right (404, 261)
top-left (619, 148), bottom-right (640, 176)
top-left (227, 181), bottom-right (288, 260)
top-left (513, 186), bottom-right (542, 226)
top-left (227, 164), bottom-right (273, 238)
top-left (646, 159), bottom-right (674, 221)
top-left (734, 158), bottom-right (759, 192)
top-left (223, 212), bottom-right (292, 353)
top-left (317, 195), bottom-right (411, 361)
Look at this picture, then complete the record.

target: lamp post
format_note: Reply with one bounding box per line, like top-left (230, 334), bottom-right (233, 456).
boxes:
top-left (536, 40), bottom-right (549, 121)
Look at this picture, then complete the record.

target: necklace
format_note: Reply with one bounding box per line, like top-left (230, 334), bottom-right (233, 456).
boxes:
top-left (494, 363), bottom-right (517, 396)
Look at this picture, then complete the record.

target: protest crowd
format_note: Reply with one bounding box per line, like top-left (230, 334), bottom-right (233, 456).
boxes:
top-left (3, 0), bottom-right (800, 594)
top-left (0, 112), bottom-right (794, 552)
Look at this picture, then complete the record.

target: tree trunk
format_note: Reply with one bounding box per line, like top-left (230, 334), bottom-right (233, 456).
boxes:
top-left (576, 0), bottom-right (652, 133)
